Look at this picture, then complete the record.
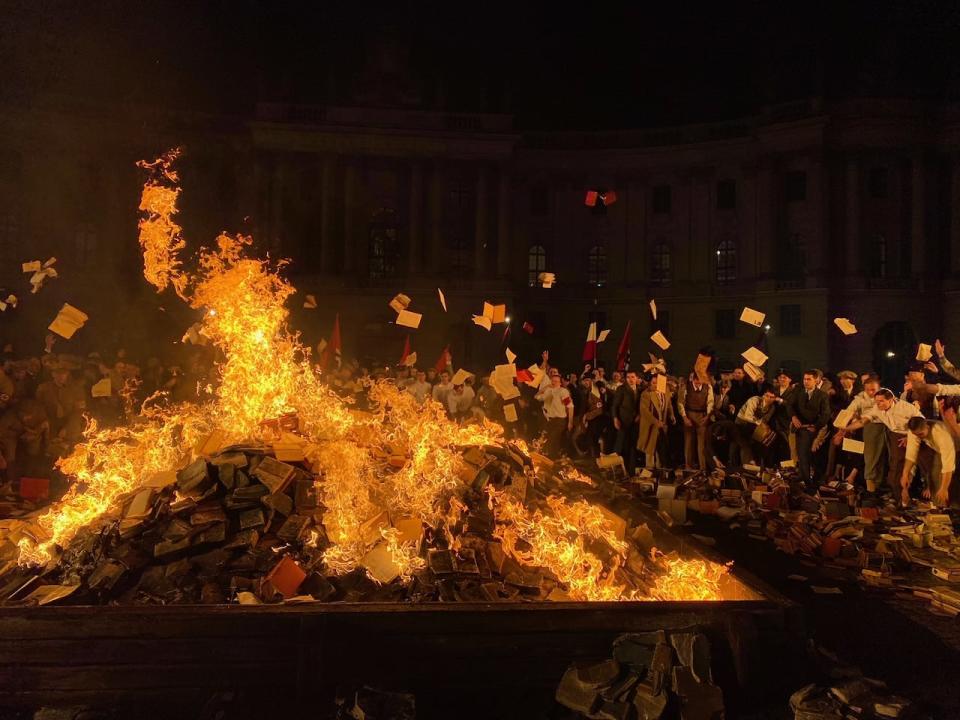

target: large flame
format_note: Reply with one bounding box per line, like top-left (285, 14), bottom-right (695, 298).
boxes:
top-left (13, 151), bottom-right (728, 603)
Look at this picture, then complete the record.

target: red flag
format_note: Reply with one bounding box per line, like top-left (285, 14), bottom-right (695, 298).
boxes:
top-left (320, 313), bottom-right (341, 371)
top-left (433, 344), bottom-right (451, 374)
top-left (516, 369), bottom-right (534, 382)
top-left (584, 190), bottom-right (598, 207)
top-left (582, 322), bottom-right (597, 362)
top-left (616, 320), bottom-right (632, 372)
top-left (398, 335), bottom-right (411, 366)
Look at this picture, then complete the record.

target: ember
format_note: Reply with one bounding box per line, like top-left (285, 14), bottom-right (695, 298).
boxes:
top-left (0, 152), bottom-right (729, 604)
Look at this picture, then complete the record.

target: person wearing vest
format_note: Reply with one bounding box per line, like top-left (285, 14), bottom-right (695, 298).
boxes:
top-left (678, 372), bottom-right (714, 470)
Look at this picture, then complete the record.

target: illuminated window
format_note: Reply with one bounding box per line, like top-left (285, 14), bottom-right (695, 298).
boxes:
top-left (716, 239), bottom-right (737, 283)
top-left (528, 245), bottom-right (546, 286)
top-left (588, 245), bottom-right (607, 286)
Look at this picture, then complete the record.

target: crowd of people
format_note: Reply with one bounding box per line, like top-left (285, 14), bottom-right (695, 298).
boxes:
top-left (334, 342), bottom-right (960, 509)
top-left (3, 333), bottom-right (960, 511)
top-left (0, 335), bottom-right (214, 497)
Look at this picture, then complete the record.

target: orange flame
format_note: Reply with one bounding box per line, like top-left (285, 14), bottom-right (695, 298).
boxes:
top-left (14, 151), bottom-right (730, 603)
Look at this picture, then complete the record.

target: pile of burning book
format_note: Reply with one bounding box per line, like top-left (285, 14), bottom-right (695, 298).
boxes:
top-left (0, 439), bottom-right (727, 606)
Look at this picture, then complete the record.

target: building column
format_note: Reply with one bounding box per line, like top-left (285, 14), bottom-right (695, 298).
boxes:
top-left (844, 158), bottom-right (860, 276)
top-left (429, 161), bottom-right (444, 273)
top-left (910, 154), bottom-right (926, 279)
top-left (319, 155), bottom-right (334, 273)
top-left (951, 156), bottom-right (960, 275)
top-left (408, 162), bottom-right (423, 275)
top-left (806, 156), bottom-right (825, 282)
top-left (497, 167), bottom-right (512, 277)
top-left (474, 166), bottom-right (488, 278)
top-left (343, 161), bottom-right (357, 274)
top-left (755, 159), bottom-right (776, 280)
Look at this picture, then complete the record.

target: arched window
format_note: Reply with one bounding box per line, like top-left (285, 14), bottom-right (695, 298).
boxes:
top-left (870, 234), bottom-right (887, 279)
top-left (368, 208), bottom-right (400, 280)
top-left (650, 241), bottom-right (671, 285)
top-left (716, 239), bottom-right (737, 283)
top-left (528, 245), bottom-right (546, 286)
top-left (588, 245), bottom-right (607, 286)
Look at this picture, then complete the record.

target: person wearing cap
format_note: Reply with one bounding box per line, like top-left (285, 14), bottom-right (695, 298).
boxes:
top-left (771, 368), bottom-right (798, 462)
top-left (824, 370), bottom-right (863, 482)
top-left (901, 362), bottom-right (939, 419)
top-left (35, 358), bottom-right (85, 443)
top-left (535, 368), bottom-right (574, 457)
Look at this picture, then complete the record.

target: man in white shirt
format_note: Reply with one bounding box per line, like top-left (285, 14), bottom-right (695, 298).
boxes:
top-left (734, 385), bottom-right (778, 465)
top-left (535, 368), bottom-right (574, 457)
top-left (844, 388), bottom-right (920, 498)
top-left (431, 371), bottom-right (453, 407)
top-left (902, 416), bottom-right (956, 507)
top-left (406, 370), bottom-right (432, 404)
top-left (834, 375), bottom-right (883, 490)
top-left (446, 382), bottom-right (475, 421)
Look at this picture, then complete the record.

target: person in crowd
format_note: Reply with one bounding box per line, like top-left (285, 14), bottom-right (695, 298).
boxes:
top-left (637, 372), bottom-right (674, 469)
top-left (832, 374), bottom-right (883, 490)
top-left (678, 371), bottom-right (714, 471)
top-left (405, 370), bottom-right (432, 404)
top-left (0, 398), bottom-right (50, 487)
top-left (34, 358), bottom-right (85, 445)
top-left (734, 384), bottom-right (781, 466)
top-left (607, 370), bottom-right (623, 394)
top-left (446, 380), bottom-right (475, 421)
top-left (535, 368), bottom-right (573, 457)
top-left (431, 371), bottom-right (453, 407)
top-left (788, 369), bottom-right (831, 488)
top-left (902, 415), bottom-right (956, 507)
top-left (611, 370), bottom-right (642, 475)
top-left (571, 374), bottom-right (605, 457)
top-left (902, 363), bottom-right (939, 419)
top-left (726, 367), bottom-right (756, 417)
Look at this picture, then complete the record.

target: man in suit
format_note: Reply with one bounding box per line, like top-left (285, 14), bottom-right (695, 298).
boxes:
top-left (788, 369), bottom-right (831, 487)
top-left (611, 370), bottom-right (642, 475)
top-left (637, 373), bottom-right (674, 469)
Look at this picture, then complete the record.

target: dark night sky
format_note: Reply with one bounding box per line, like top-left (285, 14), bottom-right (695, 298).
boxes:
top-left (1, 1), bottom-right (959, 129)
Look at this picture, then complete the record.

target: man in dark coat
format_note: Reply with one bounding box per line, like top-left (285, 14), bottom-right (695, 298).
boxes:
top-left (611, 370), bottom-right (642, 475)
top-left (788, 369), bottom-right (832, 487)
